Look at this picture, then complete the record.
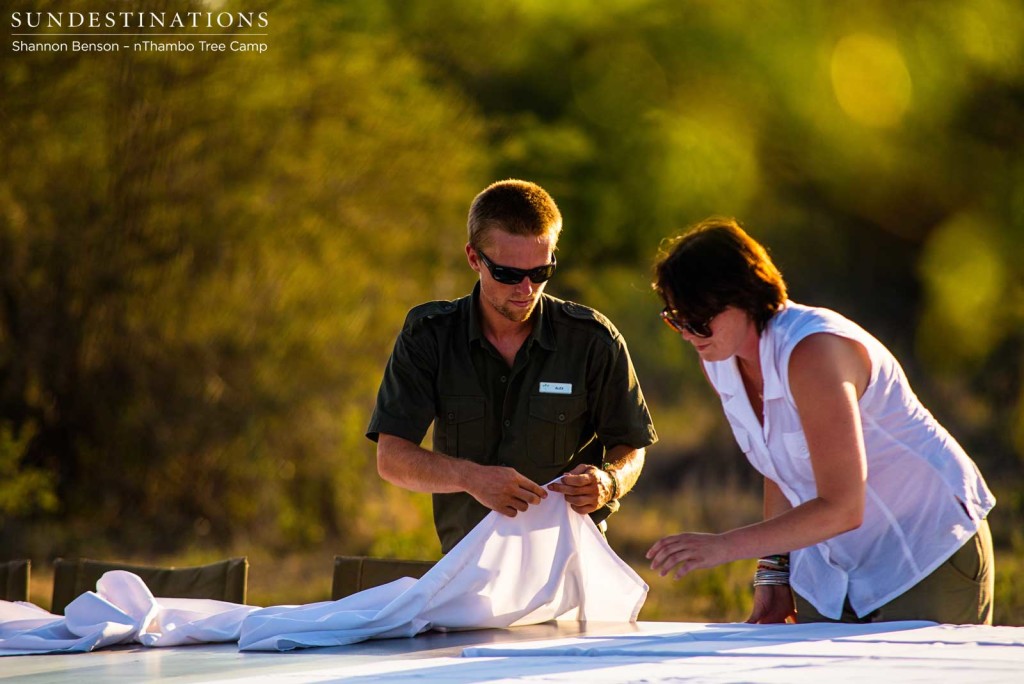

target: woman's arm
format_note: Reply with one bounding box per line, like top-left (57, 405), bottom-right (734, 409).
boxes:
top-left (763, 477), bottom-right (792, 520)
top-left (648, 333), bottom-right (871, 577)
top-left (746, 478), bottom-right (796, 623)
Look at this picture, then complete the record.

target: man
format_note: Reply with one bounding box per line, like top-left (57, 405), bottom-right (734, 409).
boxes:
top-left (367, 180), bottom-right (657, 553)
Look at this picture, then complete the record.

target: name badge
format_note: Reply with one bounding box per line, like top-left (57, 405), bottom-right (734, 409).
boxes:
top-left (539, 382), bottom-right (572, 395)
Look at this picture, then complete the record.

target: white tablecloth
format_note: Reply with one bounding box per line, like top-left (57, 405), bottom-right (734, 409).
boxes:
top-left (1, 487), bottom-right (648, 655)
top-left (0, 572), bottom-right (257, 655)
top-left (238, 487), bottom-right (648, 650)
top-left (452, 621), bottom-right (1024, 684)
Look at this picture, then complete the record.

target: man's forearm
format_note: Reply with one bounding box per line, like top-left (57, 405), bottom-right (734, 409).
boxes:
top-left (376, 433), bottom-right (478, 494)
top-left (603, 444), bottom-right (645, 498)
top-left (377, 433), bottom-right (550, 517)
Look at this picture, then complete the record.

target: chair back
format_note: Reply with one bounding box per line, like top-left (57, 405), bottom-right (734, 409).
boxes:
top-left (51, 556), bottom-right (247, 615)
top-left (332, 555), bottom-right (435, 600)
top-left (0, 559), bottom-right (30, 602)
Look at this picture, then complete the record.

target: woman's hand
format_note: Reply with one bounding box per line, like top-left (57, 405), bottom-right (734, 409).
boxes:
top-left (646, 532), bottom-right (734, 579)
top-left (746, 584), bottom-right (797, 624)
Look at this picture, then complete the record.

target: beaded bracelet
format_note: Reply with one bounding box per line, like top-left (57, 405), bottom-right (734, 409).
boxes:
top-left (601, 463), bottom-right (620, 501)
top-left (757, 554), bottom-right (790, 571)
top-left (753, 553), bottom-right (791, 587)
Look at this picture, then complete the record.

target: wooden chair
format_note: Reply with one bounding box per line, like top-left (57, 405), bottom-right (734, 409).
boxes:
top-left (0, 559), bottom-right (31, 602)
top-left (51, 556), bottom-right (248, 615)
top-left (331, 555), bottom-right (436, 600)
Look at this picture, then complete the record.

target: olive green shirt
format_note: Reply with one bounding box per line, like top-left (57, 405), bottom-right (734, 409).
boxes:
top-left (367, 284), bottom-right (657, 553)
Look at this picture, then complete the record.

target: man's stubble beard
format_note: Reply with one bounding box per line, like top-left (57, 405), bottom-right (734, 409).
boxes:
top-left (495, 299), bottom-right (538, 324)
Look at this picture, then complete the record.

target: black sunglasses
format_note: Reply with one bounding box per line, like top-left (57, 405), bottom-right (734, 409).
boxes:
top-left (477, 249), bottom-right (557, 285)
top-left (660, 307), bottom-right (716, 338)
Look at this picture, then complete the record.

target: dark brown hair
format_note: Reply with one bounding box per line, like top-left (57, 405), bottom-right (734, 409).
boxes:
top-left (467, 180), bottom-right (562, 250)
top-left (653, 217), bottom-right (787, 332)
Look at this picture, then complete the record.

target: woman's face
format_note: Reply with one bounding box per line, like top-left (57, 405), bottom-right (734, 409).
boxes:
top-left (673, 306), bottom-right (758, 362)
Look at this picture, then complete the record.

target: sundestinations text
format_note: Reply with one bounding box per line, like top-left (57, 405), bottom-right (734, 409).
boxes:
top-left (10, 11), bottom-right (269, 30)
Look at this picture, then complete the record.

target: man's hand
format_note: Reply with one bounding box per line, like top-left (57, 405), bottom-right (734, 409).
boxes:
top-left (547, 464), bottom-right (613, 514)
top-left (466, 464), bottom-right (548, 517)
top-left (377, 435), bottom-right (548, 517)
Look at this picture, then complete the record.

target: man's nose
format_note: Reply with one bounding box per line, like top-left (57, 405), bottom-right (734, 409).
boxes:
top-left (514, 278), bottom-right (534, 295)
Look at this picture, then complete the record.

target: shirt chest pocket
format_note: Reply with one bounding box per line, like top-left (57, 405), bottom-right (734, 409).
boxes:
top-left (728, 422), bottom-right (785, 485)
top-left (440, 396), bottom-right (486, 461)
top-left (527, 395), bottom-right (588, 468)
top-left (781, 430), bottom-right (811, 459)
top-left (778, 429), bottom-right (818, 487)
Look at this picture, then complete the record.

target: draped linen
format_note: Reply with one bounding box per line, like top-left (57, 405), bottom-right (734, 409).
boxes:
top-left (238, 487), bottom-right (648, 651)
top-left (0, 572), bottom-right (257, 655)
top-left (1, 488), bottom-right (647, 655)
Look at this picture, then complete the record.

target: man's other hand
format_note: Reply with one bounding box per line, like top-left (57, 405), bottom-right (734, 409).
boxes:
top-left (467, 465), bottom-right (548, 517)
top-left (547, 464), bottom-right (612, 514)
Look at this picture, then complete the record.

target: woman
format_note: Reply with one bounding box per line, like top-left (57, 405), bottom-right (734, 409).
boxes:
top-left (647, 217), bottom-right (995, 624)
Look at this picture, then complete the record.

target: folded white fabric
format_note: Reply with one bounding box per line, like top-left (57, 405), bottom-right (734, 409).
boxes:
top-left (238, 489), bottom-right (648, 651)
top-left (0, 571), bottom-right (258, 655)
top-left (0, 601), bottom-right (67, 650)
top-left (0, 488), bottom-right (646, 655)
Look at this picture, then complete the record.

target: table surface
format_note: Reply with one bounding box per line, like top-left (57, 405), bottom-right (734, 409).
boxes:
top-left (0, 620), bottom-right (642, 682)
top-left (5, 620), bottom-right (1023, 684)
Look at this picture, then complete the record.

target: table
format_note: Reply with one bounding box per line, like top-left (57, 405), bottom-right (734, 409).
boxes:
top-left (4, 620), bottom-right (1022, 683)
top-left (2, 621), bottom-right (628, 682)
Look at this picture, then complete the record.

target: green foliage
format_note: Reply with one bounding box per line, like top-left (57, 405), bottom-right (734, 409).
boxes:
top-left (0, 423), bottom-right (57, 517)
top-left (994, 549), bottom-right (1024, 626)
top-left (0, 0), bottom-right (484, 553)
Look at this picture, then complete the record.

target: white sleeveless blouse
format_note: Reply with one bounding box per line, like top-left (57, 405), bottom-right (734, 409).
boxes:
top-left (704, 302), bottom-right (995, 619)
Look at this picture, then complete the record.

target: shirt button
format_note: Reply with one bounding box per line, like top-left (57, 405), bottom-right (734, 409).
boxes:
top-left (558, 413), bottom-right (566, 421)
top-left (504, 419), bottom-right (511, 427)
top-left (447, 412), bottom-right (455, 421)
top-left (500, 375), bottom-right (507, 383)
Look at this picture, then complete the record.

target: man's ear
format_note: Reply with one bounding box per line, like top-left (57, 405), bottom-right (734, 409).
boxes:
top-left (466, 243), bottom-right (481, 273)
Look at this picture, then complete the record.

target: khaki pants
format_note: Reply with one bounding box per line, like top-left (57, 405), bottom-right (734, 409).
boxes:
top-left (795, 518), bottom-right (994, 625)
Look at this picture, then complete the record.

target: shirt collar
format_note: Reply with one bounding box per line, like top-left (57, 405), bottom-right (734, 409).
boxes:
top-left (760, 319), bottom-right (784, 402)
top-left (760, 302), bottom-right (797, 402)
top-left (467, 282), bottom-right (554, 351)
top-left (468, 282), bottom-right (485, 345)
top-left (534, 295), bottom-right (557, 351)
top-left (713, 313), bottom-right (783, 402)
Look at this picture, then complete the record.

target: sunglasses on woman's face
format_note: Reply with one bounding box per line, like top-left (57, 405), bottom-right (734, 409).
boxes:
top-left (477, 249), bottom-right (557, 285)
top-left (660, 307), bottom-right (716, 338)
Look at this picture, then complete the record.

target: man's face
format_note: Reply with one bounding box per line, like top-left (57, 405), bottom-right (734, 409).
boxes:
top-left (467, 230), bottom-right (555, 324)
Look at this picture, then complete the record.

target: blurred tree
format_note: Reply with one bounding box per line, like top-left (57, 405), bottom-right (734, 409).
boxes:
top-left (0, 0), bottom-right (484, 554)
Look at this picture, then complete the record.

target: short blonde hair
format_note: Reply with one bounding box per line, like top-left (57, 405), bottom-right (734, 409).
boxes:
top-left (467, 180), bottom-right (562, 250)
